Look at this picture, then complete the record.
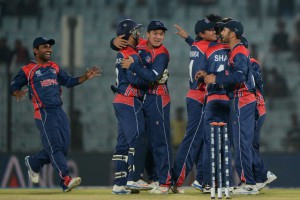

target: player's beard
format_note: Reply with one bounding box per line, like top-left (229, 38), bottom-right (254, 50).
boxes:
top-left (221, 34), bottom-right (229, 43)
top-left (39, 53), bottom-right (51, 62)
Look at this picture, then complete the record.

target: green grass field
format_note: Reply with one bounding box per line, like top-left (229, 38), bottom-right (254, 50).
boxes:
top-left (0, 188), bottom-right (299, 200)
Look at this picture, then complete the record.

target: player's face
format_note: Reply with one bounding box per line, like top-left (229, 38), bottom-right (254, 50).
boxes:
top-left (34, 44), bottom-right (52, 63)
top-left (220, 27), bottom-right (231, 43)
top-left (147, 30), bottom-right (165, 48)
top-left (201, 29), bottom-right (217, 41)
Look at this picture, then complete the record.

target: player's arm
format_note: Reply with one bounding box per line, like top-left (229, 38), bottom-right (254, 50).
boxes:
top-left (122, 54), bottom-right (168, 82)
top-left (126, 69), bottom-right (151, 86)
top-left (251, 61), bottom-right (263, 89)
top-left (190, 45), bottom-right (206, 83)
top-left (123, 55), bottom-right (151, 86)
top-left (174, 24), bottom-right (194, 46)
top-left (110, 35), bottom-right (128, 51)
top-left (211, 55), bottom-right (248, 86)
top-left (58, 66), bottom-right (101, 88)
top-left (118, 53), bottom-right (150, 86)
top-left (78, 66), bottom-right (102, 83)
top-left (196, 52), bottom-right (209, 83)
top-left (10, 69), bottom-right (28, 101)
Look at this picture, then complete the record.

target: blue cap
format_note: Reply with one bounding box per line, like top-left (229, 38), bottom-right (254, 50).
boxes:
top-left (194, 18), bottom-right (216, 35)
top-left (219, 20), bottom-right (244, 36)
top-left (117, 19), bottom-right (141, 40)
top-left (240, 35), bottom-right (248, 48)
top-left (147, 20), bottom-right (167, 32)
top-left (33, 36), bottom-right (55, 48)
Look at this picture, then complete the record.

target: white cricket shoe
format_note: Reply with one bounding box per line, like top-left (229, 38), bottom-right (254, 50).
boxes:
top-left (203, 184), bottom-right (211, 193)
top-left (222, 186), bottom-right (234, 193)
top-left (125, 180), bottom-right (152, 190)
top-left (112, 185), bottom-right (131, 194)
top-left (232, 183), bottom-right (259, 195)
top-left (63, 176), bottom-right (81, 192)
top-left (256, 171), bottom-right (278, 190)
top-left (149, 181), bottom-right (159, 188)
top-left (149, 185), bottom-right (169, 194)
top-left (25, 156), bottom-right (39, 183)
top-left (191, 180), bottom-right (203, 191)
top-left (137, 179), bottom-right (148, 185)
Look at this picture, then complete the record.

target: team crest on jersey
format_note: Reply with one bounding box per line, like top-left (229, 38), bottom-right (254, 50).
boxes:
top-left (190, 51), bottom-right (199, 57)
top-left (145, 56), bottom-right (151, 63)
top-left (35, 70), bottom-right (42, 77)
top-left (50, 68), bottom-right (56, 74)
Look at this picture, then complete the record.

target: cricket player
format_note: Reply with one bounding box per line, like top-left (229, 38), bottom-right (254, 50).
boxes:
top-left (194, 16), bottom-right (234, 193)
top-left (111, 19), bottom-right (153, 194)
top-left (241, 36), bottom-right (277, 190)
top-left (10, 36), bottom-right (101, 192)
top-left (203, 20), bottom-right (258, 195)
top-left (171, 18), bottom-right (217, 193)
top-left (118, 19), bottom-right (173, 194)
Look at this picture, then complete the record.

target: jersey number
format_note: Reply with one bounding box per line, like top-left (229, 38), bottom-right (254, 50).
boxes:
top-left (189, 60), bottom-right (194, 83)
top-left (216, 64), bottom-right (224, 72)
top-left (115, 68), bottom-right (119, 86)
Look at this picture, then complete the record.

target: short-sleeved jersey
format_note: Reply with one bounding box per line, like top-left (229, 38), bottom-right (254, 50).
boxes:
top-left (10, 61), bottom-right (80, 118)
top-left (114, 45), bottom-right (149, 97)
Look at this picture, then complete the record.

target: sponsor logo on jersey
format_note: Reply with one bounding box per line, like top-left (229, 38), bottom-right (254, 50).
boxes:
top-left (35, 70), bottom-right (42, 77)
top-left (40, 79), bottom-right (58, 87)
top-left (190, 51), bottom-right (199, 57)
top-left (214, 54), bottom-right (228, 61)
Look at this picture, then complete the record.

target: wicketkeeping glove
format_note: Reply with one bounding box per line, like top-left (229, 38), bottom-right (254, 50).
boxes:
top-left (157, 69), bottom-right (169, 84)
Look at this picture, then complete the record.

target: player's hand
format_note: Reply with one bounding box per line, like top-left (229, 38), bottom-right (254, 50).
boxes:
top-left (114, 35), bottom-right (127, 49)
top-left (13, 89), bottom-right (28, 101)
top-left (85, 66), bottom-right (102, 79)
top-left (204, 74), bottom-right (216, 84)
top-left (195, 70), bottom-right (207, 80)
top-left (174, 24), bottom-right (189, 39)
top-left (121, 56), bottom-right (134, 69)
top-left (157, 69), bottom-right (169, 84)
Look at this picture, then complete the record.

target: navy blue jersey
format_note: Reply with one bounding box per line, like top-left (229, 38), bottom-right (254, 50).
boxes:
top-left (133, 39), bottom-right (169, 95)
top-left (216, 43), bottom-right (255, 98)
top-left (205, 43), bottom-right (231, 95)
top-left (189, 40), bottom-right (212, 91)
top-left (10, 61), bottom-right (80, 119)
top-left (114, 46), bottom-right (150, 97)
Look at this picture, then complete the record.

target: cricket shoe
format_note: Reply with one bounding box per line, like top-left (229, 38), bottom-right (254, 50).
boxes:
top-left (202, 184), bottom-right (211, 194)
top-left (232, 183), bottom-right (259, 195)
top-left (63, 176), bottom-right (81, 192)
top-left (149, 181), bottom-right (159, 188)
top-left (256, 171), bottom-right (278, 190)
top-left (125, 180), bottom-right (152, 190)
top-left (149, 185), bottom-right (169, 194)
top-left (112, 185), bottom-right (131, 194)
top-left (25, 156), bottom-right (39, 183)
top-left (222, 186), bottom-right (234, 193)
top-left (191, 180), bottom-right (203, 191)
top-left (130, 179), bottom-right (148, 193)
top-left (170, 185), bottom-right (185, 194)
